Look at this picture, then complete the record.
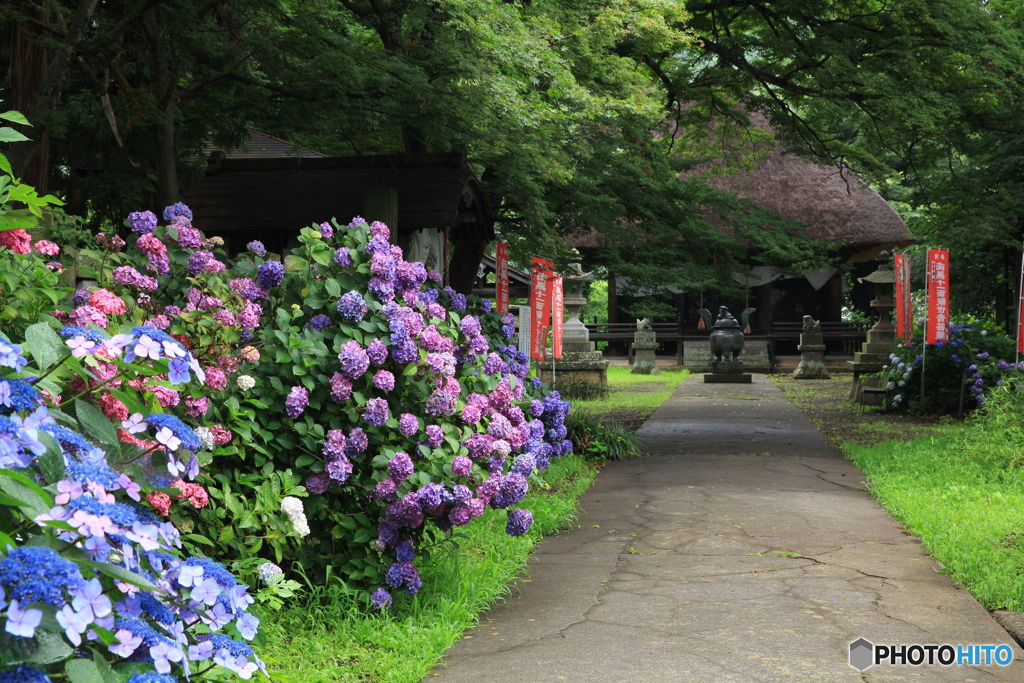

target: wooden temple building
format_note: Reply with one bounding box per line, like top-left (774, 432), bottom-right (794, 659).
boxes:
top-left (183, 132), bottom-right (494, 293)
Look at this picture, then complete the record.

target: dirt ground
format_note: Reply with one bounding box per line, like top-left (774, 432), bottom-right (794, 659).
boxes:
top-left (771, 375), bottom-right (953, 447)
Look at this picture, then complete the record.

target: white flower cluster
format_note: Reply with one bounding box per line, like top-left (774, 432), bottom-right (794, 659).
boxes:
top-left (257, 561), bottom-right (284, 584)
top-left (193, 426), bottom-right (215, 451)
top-left (237, 374), bottom-right (256, 391)
top-left (280, 496), bottom-right (310, 537)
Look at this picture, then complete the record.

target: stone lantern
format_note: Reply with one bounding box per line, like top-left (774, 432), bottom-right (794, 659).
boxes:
top-left (847, 252), bottom-right (897, 400)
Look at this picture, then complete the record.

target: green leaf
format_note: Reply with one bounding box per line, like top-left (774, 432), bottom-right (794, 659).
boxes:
top-left (184, 533), bottom-right (214, 547)
top-left (71, 559), bottom-right (159, 591)
top-left (303, 293), bottom-right (326, 309)
top-left (0, 110), bottom-right (31, 125)
top-left (29, 629), bottom-right (74, 664)
top-left (37, 431), bottom-right (66, 485)
top-left (325, 278), bottom-right (342, 298)
top-left (75, 399), bottom-right (119, 446)
top-left (25, 322), bottom-right (63, 371)
top-left (65, 658), bottom-right (104, 683)
top-left (0, 470), bottom-right (53, 515)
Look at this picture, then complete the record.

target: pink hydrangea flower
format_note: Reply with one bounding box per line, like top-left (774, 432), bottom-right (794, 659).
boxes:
top-left (33, 240), bottom-right (60, 256)
top-left (89, 288), bottom-right (128, 315)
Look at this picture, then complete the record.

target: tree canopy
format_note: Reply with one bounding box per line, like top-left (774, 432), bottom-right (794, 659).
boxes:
top-left (5, 0), bottom-right (1024, 312)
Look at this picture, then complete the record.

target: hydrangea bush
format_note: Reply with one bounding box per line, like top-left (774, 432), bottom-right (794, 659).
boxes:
top-left (0, 329), bottom-right (264, 681)
top-left (196, 218), bottom-right (571, 604)
top-left (882, 318), bottom-right (1024, 413)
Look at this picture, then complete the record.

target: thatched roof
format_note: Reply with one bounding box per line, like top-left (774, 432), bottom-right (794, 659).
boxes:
top-left (567, 112), bottom-right (913, 262)
top-left (684, 110), bottom-right (912, 262)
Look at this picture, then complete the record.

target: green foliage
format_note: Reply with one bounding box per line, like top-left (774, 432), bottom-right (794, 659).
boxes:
top-left (565, 410), bottom-right (642, 461)
top-left (0, 104), bottom-right (64, 231)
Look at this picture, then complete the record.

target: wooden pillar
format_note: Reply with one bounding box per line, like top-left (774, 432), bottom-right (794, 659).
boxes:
top-left (827, 269), bottom-right (843, 322)
top-left (363, 188), bottom-right (398, 240)
top-left (608, 274), bottom-right (619, 324)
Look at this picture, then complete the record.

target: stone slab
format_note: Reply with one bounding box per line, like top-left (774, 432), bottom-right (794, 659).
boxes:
top-left (703, 373), bottom-right (753, 383)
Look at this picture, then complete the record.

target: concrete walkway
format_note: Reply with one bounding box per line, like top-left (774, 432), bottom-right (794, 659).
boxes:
top-left (428, 375), bottom-right (1024, 682)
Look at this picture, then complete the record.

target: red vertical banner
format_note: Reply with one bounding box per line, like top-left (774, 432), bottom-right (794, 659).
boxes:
top-left (530, 257), bottom-right (554, 360)
top-left (894, 253), bottom-right (913, 347)
top-left (552, 275), bottom-right (564, 359)
top-left (926, 248), bottom-right (950, 345)
top-left (496, 241), bottom-right (510, 315)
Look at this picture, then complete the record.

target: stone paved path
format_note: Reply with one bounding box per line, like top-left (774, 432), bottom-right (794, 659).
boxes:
top-left (427, 375), bottom-right (1024, 682)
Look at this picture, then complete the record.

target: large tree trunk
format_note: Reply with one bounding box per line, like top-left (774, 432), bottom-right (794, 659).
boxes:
top-left (145, 9), bottom-right (179, 209)
top-left (7, 0), bottom-right (101, 178)
top-left (7, 7), bottom-right (52, 192)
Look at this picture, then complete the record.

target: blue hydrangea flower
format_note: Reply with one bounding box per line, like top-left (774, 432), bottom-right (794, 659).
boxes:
top-left (369, 588), bottom-right (392, 610)
top-left (0, 378), bottom-right (39, 414)
top-left (306, 314), bottom-right (332, 331)
top-left (384, 561), bottom-right (422, 594)
top-left (0, 546), bottom-right (84, 607)
top-left (145, 413), bottom-right (201, 451)
top-left (0, 666), bottom-right (53, 683)
top-left (163, 202), bottom-right (193, 221)
top-left (127, 210), bottom-right (158, 234)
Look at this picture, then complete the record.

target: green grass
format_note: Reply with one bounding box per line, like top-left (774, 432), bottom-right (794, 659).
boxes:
top-left (258, 455), bottom-right (599, 682)
top-left (845, 387), bottom-right (1024, 610)
top-left (569, 367), bottom-right (689, 419)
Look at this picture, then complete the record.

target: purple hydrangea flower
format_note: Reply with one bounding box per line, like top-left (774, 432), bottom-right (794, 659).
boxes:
top-left (460, 315), bottom-right (482, 337)
top-left (506, 509), bottom-right (533, 537)
top-left (330, 372), bottom-right (353, 402)
top-left (337, 340), bottom-right (370, 380)
top-left (334, 247), bottom-right (354, 267)
top-left (256, 261), bottom-right (285, 288)
top-left (246, 240), bottom-right (266, 257)
top-left (388, 453), bottom-right (414, 482)
top-left (337, 291), bottom-right (368, 322)
top-left (284, 386), bottom-right (309, 419)
top-left (318, 222), bottom-right (334, 239)
top-left (175, 226), bottom-right (203, 249)
top-left (399, 413), bottom-right (419, 436)
top-left (391, 340), bottom-right (419, 364)
top-left (347, 427), bottom-right (369, 454)
top-left (370, 588), bottom-right (392, 610)
top-left (451, 455), bottom-right (473, 477)
top-left (426, 425), bottom-right (443, 448)
top-left (425, 388), bottom-right (457, 417)
top-left (385, 562), bottom-right (422, 594)
top-left (375, 478), bottom-right (398, 501)
top-left (128, 210), bottom-right (158, 234)
top-left (373, 370), bottom-right (396, 392)
top-left (363, 397), bottom-right (390, 426)
top-left (367, 338), bottom-right (388, 365)
top-left (306, 314), bottom-right (332, 331)
top-left (451, 293), bottom-right (467, 311)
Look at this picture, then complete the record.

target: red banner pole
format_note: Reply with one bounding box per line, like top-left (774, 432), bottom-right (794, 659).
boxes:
top-left (496, 241), bottom-right (509, 315)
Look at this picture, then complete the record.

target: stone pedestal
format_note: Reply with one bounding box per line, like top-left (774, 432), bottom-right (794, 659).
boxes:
top-left (704, 360), bottom-right (752, 383)
top-left (538, 339), bottom-right (609, 387)
top-left (794, 325), bottom-right (830, 379)
top-left (631, 329), bottom-right (660, 375)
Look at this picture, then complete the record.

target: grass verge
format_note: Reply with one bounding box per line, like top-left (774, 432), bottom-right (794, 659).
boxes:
top-left (567, 367), bottom-right (689, 427)
top-left (258, 454), bottom-right (599, 682)
top-left (776, 376), bottom-right (1024, 611)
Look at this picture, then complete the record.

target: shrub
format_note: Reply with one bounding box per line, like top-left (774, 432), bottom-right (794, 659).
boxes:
top-left (565, 410), bottom-right (642, 461)
top-left (0, 326), bottom-right (264, 681)
top-left (882, 319), bottom-right (1024, 413)
top-left (190, 219), bottom-right (573, 604)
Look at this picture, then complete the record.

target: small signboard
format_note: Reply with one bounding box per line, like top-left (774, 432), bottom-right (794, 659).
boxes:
top-left (529, 257), bottom-right (554, 360)
top-left (552, 275), bottom-right (564, 359)
top-left (496, 241), bottom-right (510, 315)
top-left (894, 253), bottom-right (913, 347)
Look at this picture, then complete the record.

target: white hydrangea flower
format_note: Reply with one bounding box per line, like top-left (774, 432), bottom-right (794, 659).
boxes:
top-left (893, 394), bottom-right (903, 405)
top-left (281, 496), bottom-right (310, 537)
top-left (257, 562), bottom-right (283, 584)
top-left (886, 381), bottom-right (895, 390)
top-left (237, 375), bottom-right (256, 391)
top-left (194, 426), bottom-right (215, 451)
